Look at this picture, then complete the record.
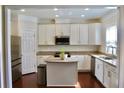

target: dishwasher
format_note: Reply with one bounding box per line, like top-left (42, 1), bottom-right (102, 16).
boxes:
top-left (91, 56), bottom-right (96, 76)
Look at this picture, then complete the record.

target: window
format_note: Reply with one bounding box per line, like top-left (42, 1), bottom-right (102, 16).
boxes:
top-left (106, 26), bottom-right (117, 55)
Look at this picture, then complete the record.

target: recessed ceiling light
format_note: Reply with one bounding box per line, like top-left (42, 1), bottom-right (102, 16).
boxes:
top-left (55, 15), bottom-right (59, 17)
top-left (54, 8), bottom-right (58, 11)
top-left (84, 8), bottom-right (89, 11)
top-left (20, 9), bottom-right (25, 12)
top-left (105, 7), bottom-right (117, 9)
top-left (81, 14), bottom-right (85, 17)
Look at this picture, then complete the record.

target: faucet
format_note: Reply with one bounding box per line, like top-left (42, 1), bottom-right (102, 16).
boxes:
top-left (106, 45), bottom-right (117, 59)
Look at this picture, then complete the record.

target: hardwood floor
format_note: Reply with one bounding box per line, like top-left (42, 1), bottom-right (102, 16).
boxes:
top-left (13, 72), bottom-right (104, 88)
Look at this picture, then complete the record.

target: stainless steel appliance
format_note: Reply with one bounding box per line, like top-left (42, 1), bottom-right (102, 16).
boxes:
top-left (91, 56), bottom-right (95, 75)
top-left (11, 36), bottom-right (22, 82)
top-left (55, 36), bottom-right (70, 45)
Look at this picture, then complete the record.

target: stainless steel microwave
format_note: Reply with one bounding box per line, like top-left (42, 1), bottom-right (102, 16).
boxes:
top-left (55, 36), bottom-right (70, 45)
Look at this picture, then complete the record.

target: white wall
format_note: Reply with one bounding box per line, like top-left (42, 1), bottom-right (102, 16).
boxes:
top-left (99, 10), bottom-right (118, 53)
top-left (37, 45), bottom-right (100, 52)
top-left (118, 6), bottom-right (124, 88)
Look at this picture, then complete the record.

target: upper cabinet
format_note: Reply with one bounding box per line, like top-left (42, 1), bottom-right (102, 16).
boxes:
top-left (70, 24), bottom-right (80, 45)
top-left (38, 23), bottom-right (101, 45)
top-left (46, 24), bottom-right (55, 45)
top-left (38, 24), bottom-right (55, 45)
top-left (38, 24), bottom-right (46, 45)
top-left (70, 24), bottom-right (89, 45)
top-left (88, 23), bottom-right (101, 45)
top-left (79, 24), bottom-right (89, 45)
top-left (55, 24), bottom-right (70, 36)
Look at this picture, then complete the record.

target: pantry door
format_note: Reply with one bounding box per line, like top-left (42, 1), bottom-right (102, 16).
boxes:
top-left (19, 15), bottom-right (37, 75)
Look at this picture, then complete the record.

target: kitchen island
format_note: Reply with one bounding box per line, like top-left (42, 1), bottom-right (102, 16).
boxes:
top-left (45, 57), bottom-right (78, 87)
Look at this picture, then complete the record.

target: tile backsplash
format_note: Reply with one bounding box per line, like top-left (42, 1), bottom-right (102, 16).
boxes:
top-left (37, 45), bottom-right (100, 52)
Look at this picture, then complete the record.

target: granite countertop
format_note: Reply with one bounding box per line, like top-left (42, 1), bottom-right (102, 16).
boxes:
top-left (91, 54), bottom-right (117, 67)
top-left (37, 51), bottom-right (102, 56)
top-left (44, 56), bottom-right (78, 63)
top-left (37, 51), bottom-right (117, 67)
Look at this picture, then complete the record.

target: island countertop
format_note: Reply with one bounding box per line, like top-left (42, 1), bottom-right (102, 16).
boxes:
top-left (44, 56), bottom-right (78, 63)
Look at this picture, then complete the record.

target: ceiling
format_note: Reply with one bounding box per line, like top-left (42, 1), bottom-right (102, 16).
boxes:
top-left (10, 5), bottom-right (118, 20)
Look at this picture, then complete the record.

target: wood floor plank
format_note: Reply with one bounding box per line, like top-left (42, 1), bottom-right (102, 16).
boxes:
top-left (13, 72), bottom-right (104, 88)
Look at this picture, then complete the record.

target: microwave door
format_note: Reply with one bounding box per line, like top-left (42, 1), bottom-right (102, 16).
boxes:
top-left (55, 36), bottom-right (69, 45)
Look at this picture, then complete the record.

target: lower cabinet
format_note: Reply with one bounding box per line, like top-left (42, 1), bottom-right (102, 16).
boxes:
top-left (94, 58), bottom-right (118, 88)
top-left (95, 59), bottom-right (104, 84)
top-left (103, 63), bottom-right (118, 88)
top-left (71, 55), bottom-right (91, 71)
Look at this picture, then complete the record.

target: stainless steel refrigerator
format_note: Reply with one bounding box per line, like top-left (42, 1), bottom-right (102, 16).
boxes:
top-left (11, 36), bottom-right (22, 82)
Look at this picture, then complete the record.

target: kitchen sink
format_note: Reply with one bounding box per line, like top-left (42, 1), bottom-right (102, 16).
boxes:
top-left (100, 56), bottom-right (113, 60)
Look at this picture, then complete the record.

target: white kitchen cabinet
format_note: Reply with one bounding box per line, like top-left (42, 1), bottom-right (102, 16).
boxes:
top-left (103, 63), bottom-right (111, 87)
top-left (79, 24), bottom-right (89, 45)
top-left (71, 55), bottom-right (91, 71)
top-left (95, 58), bottom-right (104, 83)
top-left (110, 70), bottom-right (118, 88)
top-left (83, 55), bottom-right (91, 70)
top-left (88, 23), bottom-right (101, 45)
top-left (46, 24), bottom-right (55, 45)
top-left (103, 63), bottom-right (118, 88)
top-left (55, 24), bottom-right (70, 36)
top-left (38, 24), bottom-right (55, 45)
top-left (38, 25), bottom-right (46, 45)
top-left (70, 24), bottom-right (80, 45)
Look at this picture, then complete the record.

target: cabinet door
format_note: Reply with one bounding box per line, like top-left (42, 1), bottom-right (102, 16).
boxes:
top-left (72, 55), bottom-right (91, 71)
top-left (95, 59), bottom-right (103, 83)
top-left (38, 25), bottom-right (46, 45)
top-left (55, 24), bottom-right (70, 36)
top-left (110, 66), bottom-right (118, 88)
top-left (46, 24), bottom-right (55, 45)
top-left (55, 24), bottom-right (62, 36)
top-left (83, 55), bottom-right (91, 70)
top-left (103, 63), bottom-right (111, 88)
top-left (61, 24), bottom-right (70, 36)
top-left (77, 55), bottom-right (85, 70)
top-left (110, 71), bottom-right (118, 88)
top-left (79, 24), bottom-right (88, 44)
top-left (70, 24), bottom-right (80, 45)
top-left (88, 23), bottom-right (101, 45)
